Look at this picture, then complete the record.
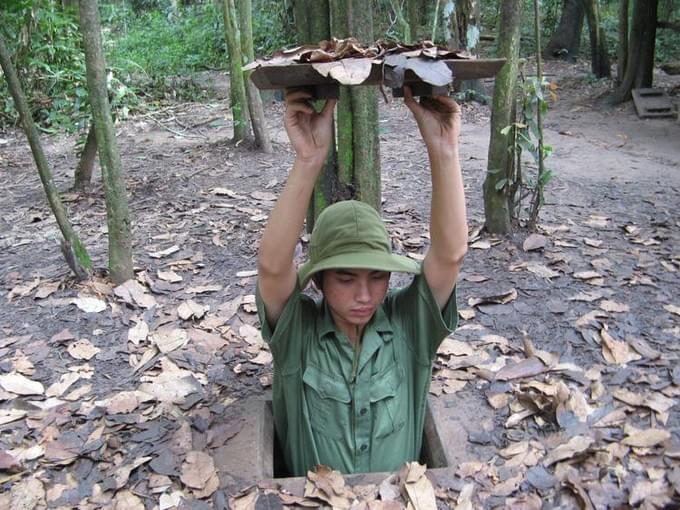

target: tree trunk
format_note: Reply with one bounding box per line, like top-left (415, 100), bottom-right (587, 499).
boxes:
top-left (544, 0), bottom-right (584, 59)
top-left (79, 0), bottom-right (134, 284)
top-left (222, 0), bottom-right (252, 142)
top-left (581, 0), bottom-right (611, 78)
top-left (407, 0), bottom-right (420, 42)
top-left (610, 0), bottom-right (658, 103)
top-left (293, 0), bottom-right (332, 44)
top-left (483, 0), bottom-right (522, 234)
top-left (0, 33), bottom-right (91, 279)
top-left (237, 0), bottom-right (272, 153)
top-left (74, 122), bottom-right (98, 191)
top-left (446, 0), bottom-right (484, 97)
top-left (617, 0), bottom-right (629, 83)
top-left (331, 0), bottom-right (381, 212)
top-left (292, 0), bottom-right (336, 229)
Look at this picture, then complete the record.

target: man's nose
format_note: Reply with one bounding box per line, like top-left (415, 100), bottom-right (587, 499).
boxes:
top-left (355, 279), bottom-right (371, 302)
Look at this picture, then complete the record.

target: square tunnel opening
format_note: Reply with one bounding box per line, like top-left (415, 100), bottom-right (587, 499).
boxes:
top-left (266, 399), bottom-right (449, 479)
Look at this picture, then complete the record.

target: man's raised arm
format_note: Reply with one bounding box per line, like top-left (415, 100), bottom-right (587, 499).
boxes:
top-left (257, 90), bottom-right (336, 328)
top-left (404, 87), bottom-right (468, 309)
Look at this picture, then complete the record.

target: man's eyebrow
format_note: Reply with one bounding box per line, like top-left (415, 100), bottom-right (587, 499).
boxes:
top-left (335, 269), bottom-right (357, 276)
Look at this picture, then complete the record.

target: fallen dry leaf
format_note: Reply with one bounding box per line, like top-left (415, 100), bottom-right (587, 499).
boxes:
top-left (438, 338), bottom-right (475, 356)
top-left (600, 327), bottom-right (641, 365)
top-left (113, 490), bottom-right (145, 510)
top-left (67, 339), bottom-right (100, 360)
top-left (523, 234), bottom-right (547, 251)
top-left (9, 476), bottom-right (45, 510)
top-left (151, 328), bottom-right (189, 354)
top-left (401, 461), bottom-right (437, 510)
top-left (71, 296), bottom-right (107, 313)
top-left (157, 270), bottom-right (183, 283)
top-left (149, 245), bottom-right (180, 259)
top-left (543, 435), bottom-right (593, 466)
top-left (114, 280), bottom-right (157, 309)
top-left (664, 304), bottom-right (680, 316)
top-left (0, 372), bottom-right (44, 395)
top-left (128, 320), bottom-right (149, 344)
top-left (468, 289), bottom-right (518, 307)
top-left (180, 451), bottom-right (217, 490)
top-left (305, 465), bottom-right (353, 509)
top-left (599, 300), bottom-right (630, 313)
top-left (177, 300), bottom-right (208, 320)
top-left (622, 428), bottom-right (671, 448)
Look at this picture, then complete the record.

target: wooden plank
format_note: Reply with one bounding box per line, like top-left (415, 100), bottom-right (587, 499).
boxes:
top-left (250, 58), bottom-right (506, 94)
top-left (632, 88), bottom-right (675, 118)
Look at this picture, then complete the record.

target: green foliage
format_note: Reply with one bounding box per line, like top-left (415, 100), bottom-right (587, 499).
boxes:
top-left (497, 73), bottom-right (555, 226)
top-left (105, 3), bottom-right (225, 79)
top-left (0, 0), bottom-right (138, 132)
top-left (251, 0), bottom-right (296, 56)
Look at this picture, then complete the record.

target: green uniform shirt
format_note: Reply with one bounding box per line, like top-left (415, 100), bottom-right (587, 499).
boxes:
top-left (256, 274), bottom-right (458, 477)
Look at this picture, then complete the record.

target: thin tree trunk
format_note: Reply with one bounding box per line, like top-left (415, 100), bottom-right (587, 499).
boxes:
top-left (0, 33), bottom-right (91, 279)
top-left (581, 0), bottom-right (611, 78)
top-left (293, 0), bottom-right (335, 230)
top-left (483, 0), bottom-right (522, 234)
top-left (528, 0), bottom-right (546, 229)
top-left (635, 0), bottom-right (657, 88)
top-left (293, 0), bottom-right (331, 44)
top-left (331, 0), bottom-right (381, 212)
top-left (74, 121), bottom-right (98, 190)
top-left (617, 0), bottom-right (629, 83)
top-left (79, 0), bottom-right (134, 284)
top-left (237, 0), bottom-right (272, 153)
top-left (545, 0), bottom-right (584, 59)
top-left (407, 0), bottom-right (420, 42)
top-left (610, 0), bottom-right (658, 103)
top-left (447, 0), bottom-right (484, 97)
top-left (222, 0), bottom-right (252, 142)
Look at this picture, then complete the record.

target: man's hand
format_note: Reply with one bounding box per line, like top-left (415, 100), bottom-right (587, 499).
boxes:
top-left (403, 86), bottom-right (461, 157)
top-left (284, 88), bottom-right (337, 165)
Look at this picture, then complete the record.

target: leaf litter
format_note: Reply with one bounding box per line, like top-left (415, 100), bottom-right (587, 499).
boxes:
top-left (1, 64), bottom-right (680, 510)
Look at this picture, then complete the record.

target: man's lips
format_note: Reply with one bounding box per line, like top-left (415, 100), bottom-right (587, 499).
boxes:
top-left (350, 307), bottom-right (373, 317)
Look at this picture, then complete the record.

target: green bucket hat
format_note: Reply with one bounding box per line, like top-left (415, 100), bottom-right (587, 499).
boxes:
top-left (298, 200), bottom-right (421, 288)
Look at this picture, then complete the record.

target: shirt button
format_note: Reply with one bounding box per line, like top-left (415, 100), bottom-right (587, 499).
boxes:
top-left (360, 407), bottom-right (367, 416)
top-left (360, 444), bottom-right (368, 452)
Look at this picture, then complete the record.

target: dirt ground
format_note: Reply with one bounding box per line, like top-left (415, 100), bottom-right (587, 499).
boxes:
top-left (1, 60), bottom-right (680, 508)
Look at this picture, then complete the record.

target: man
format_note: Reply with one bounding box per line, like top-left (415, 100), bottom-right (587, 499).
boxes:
top-left (256, 87), bottom-right (467, 476)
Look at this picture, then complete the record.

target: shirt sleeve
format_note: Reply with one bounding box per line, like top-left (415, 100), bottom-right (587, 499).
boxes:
top-left (386, 273), bottom-right (458, 364)
top-left (255, 280), bottom-right (316, 370)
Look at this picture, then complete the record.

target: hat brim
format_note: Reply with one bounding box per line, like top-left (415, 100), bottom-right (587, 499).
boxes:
top-left (298, 250), bottom-right (422, 288)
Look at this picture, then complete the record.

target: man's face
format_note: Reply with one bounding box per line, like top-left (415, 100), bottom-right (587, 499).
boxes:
top-left (321, 269), bottom-right (390, 335)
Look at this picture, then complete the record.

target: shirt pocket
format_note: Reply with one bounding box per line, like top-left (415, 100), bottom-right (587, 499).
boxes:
top-left (370, 364), bottom-right (407, 439)
top-left (303, 365), bottom-right (351, 440)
